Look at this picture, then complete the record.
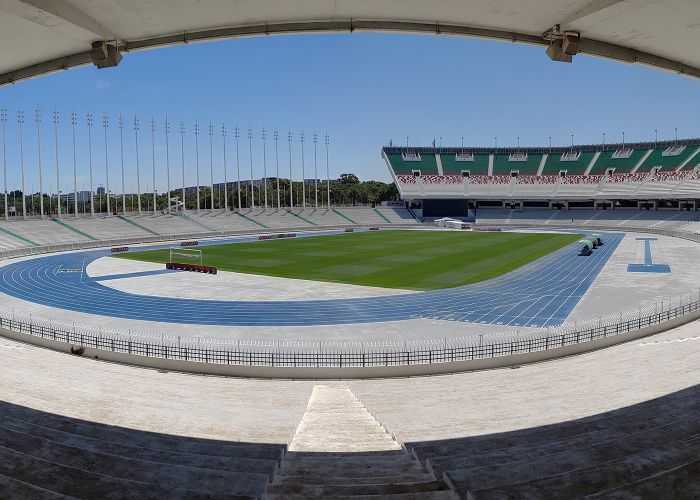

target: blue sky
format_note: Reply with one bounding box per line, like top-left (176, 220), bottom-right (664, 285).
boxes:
top-left (1, 32), bottom-right (700, 194)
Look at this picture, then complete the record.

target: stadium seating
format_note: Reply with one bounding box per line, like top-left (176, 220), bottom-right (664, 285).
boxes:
top-left (492, 153), bottom-right (542, 176)
top-left (384, 152), bottom-right (439, 175)
top-left (0, 207), bottom-right (420, 254)
top-left (440, 153), bottom-right (490, 176)
top-left (541, 151), bottom-right (595, 175)
top-left (409, 385), bottom-right (699, 498)
top-left (588, 148), bottom-right (648, 174)
top-left (0, 219), bottom-right (92, 246)
top-left (636, 146), bottom-right (700, 172)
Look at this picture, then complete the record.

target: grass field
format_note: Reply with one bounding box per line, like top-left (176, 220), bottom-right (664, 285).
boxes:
top-left (115, 230), bottom-right (581, 290)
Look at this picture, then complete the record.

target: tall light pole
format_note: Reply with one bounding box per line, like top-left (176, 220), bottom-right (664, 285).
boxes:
top-left (248, 128), bottom-right (254, 210)
top-left (654, 129), bottom-right (658, 149)
top-left (675, 127), bottom-right (678, 143)
top-left (622, 131), bottom-right (625, 151)
top-left (602, 133), bottom-right (606, 151)
top-left (1, 108), bottom-right (7, 221)
top-left (274, 129), bottom-right (280, 211)
top-left (35, 108), bottom-right (44, 218)
top-left (53, 111), bottom-right (61, 218)
top-left (247, 127), bottom-right (256, 210)
top-left (133, 117), bottom-right (142, 215)
top-left (288, 130), bottom-right (293, 208)
top-left (325, 133), bottom-right (330, 209)
top-left (300, 131), bottom-right (306, 210)
top-left (86, 113), bottom-right (95, 217)
top-left (118, 116), bottom-right (125, 214)
top-left (221, 124), bottom-right (228, 213)
top-left (234, 125), bottom-right (241, 212)
top-left (208, 123), bottom-right (214, 212)
top-left (262, 127), bottom-right (268, 210)
top-left (102, 113), bottom-right (110, 215)
top-left (313, 133), bottom-right (318, 210)
top-left (71, 112), bottom-right (77, 216)
top-left (150, 118), bottom-right (156, 215)
top-left (164, 118), bottom-right (171, 213)
top-left (194, 122), bottom-right (200, 213)
top-left (18, 110), bottom-right (27, 218)
top-left (180, 123), bottom-right (186, 211)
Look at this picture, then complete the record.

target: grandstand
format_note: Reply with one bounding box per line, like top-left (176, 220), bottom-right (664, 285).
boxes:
top-left (0, 207), bottom-right (417, 253)
top-left (384, 138), bottom-right (700, 219)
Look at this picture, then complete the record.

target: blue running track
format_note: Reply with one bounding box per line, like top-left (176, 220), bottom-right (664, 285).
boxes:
top-left (0, 231), bottom-right (623, 328)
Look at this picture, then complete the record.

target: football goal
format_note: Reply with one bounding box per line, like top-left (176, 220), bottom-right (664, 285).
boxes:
top-left (169, 247), bottom-right (203, 265)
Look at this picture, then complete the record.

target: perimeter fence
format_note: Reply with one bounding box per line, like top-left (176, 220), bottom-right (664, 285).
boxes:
top-left (1, 289), bottom-right (698, 368)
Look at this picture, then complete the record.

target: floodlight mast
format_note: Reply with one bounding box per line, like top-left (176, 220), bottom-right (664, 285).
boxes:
top-left (1, 108), bottom-right (6, 221)
top-left (248, 128), bottom-right (254, 210)
top-left (313, 133), bottom-right (318, 210)
top-left (262, 127), bottom-right (268, 210)
top-left (53, 110), bottom-right (60, 218)
top-left (102, 113), bottom-right (110, 215)
top-left (194, 122), bottom-right (200, 214)
top-left (150, 118), bottom-right (156, 215)
top-left (274, 129), bottom-right (280, 211)
top-left (181, 123), bottom-right (186, 211)
top-left (86, 113), bottom-right (94, 217)
top-left (133, 117), bottom-right (142, 215)
top-left (208, 123), bottom-right (214, 213)
top-left (325, 133), bottom-right (330, 209)
top-left (118, 116), bottom-right (125, 214)
top-left (300, 131), bottom-right (305, 210)
top-left (35, 108), bottom-right (44, 218)
top-left (18, 110), bottom-right (26, 219)
top-left (288, 130), bottom-right (293, 208)
top-left (234, 125), bottom-right (241, 212)
top-left (221, 123), bottom-right (228, 213)
top-left (71, 112), bottom-right (77, 216)
top-left (164, 118), bottom-right (171, 213)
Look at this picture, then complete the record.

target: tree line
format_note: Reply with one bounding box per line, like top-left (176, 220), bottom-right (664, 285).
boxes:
top-left (1, 174), bottom-right (399, 216)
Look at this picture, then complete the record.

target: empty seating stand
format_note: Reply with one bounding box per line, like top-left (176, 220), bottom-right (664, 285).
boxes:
top-left (0, 400), bottom-right (282, 499)
top-left (409, 385), bottom-right (700, 498)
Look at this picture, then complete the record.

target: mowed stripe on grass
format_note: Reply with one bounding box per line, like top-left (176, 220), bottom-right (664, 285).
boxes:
top-left (115, 230), bottom-right (581, 290)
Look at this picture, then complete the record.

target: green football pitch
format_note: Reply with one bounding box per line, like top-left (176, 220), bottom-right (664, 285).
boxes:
top-left (115, 230), bottom-right (580, 290)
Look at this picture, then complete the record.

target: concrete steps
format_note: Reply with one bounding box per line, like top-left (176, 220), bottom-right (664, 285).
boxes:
top-left (0, 401), bottom-right (283, 498)
top-left (265, 385), bottom-right (457, 499)
top-left (465, 440), bottom-right (699, 499)
top-left (410, 385), bottom-right (700, 498)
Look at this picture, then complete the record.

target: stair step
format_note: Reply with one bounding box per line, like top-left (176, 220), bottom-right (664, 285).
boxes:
top-left (0, 416), bottom-right (278, 473)
top-left (274, 472), bottom-right (435, 485)
top-left (0, 425), bottom-right (269, 496)
top-left (0, 471), bottom-right (72, 499)
top-left (278, 462), bottom-right (425, 477)
top-left (265, 491), bottom-right (458, 499)
top-left (281, 453), bottom-right (411, 467)
top-left (0, 445), bottom-right (240, 500)
top-left (0, 402), bottom-right (282, 459)
top-left (266, 479), bottom-right (451, 496)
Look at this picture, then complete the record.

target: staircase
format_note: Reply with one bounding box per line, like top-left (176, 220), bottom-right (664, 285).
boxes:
top-left (265, 385), bottom-right (457, 499)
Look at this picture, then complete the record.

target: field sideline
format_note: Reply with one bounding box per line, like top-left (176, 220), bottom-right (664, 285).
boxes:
top-left (115, 230), bottom-right (581, 290)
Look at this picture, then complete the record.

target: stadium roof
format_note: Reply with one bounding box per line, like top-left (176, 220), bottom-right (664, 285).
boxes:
top-left (2, 0), bottom-right (700, 85)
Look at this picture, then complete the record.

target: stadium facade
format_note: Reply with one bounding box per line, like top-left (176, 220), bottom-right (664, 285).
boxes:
top-left (383, 138), bottom-right (700, 219)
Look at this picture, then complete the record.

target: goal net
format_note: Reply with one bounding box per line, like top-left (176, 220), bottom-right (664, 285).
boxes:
top-left (169, 248), bottom-right (203, 265)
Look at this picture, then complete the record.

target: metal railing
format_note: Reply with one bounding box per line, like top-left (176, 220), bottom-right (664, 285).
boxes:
top-left (1, 289), bottom-right (698, 369)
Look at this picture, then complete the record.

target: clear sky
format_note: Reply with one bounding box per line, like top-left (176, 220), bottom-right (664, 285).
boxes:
top-left (1, 32), bottom-right (700, 195)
